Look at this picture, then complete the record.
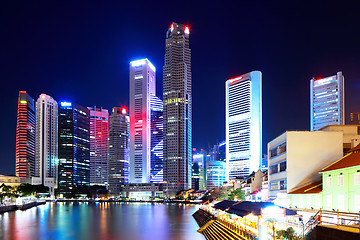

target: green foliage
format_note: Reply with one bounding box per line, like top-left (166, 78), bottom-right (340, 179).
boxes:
top-left (17, 184), bottom-right (49, 197)
top-left (228, 188), bottom-right (245, 201)
top-left (276, 227), bottom-right (301, 240)
top-left (210, 186), bottom-right (245, 201)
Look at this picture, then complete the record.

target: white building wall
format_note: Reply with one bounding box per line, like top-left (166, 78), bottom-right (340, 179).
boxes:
top-left (268, 131), bottom-right (344, 205)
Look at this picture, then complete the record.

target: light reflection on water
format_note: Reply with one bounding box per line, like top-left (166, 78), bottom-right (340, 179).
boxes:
top-left (0, 202), bottom-right (205, 240)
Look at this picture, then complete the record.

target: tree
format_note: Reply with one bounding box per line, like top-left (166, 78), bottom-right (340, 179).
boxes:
top-left (276, 227), bottom-right (301, 240)
top-left (228, 188), bottom-right (245, 201)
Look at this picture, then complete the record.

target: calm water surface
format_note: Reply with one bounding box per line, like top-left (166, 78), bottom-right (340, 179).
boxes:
top-left (0, 202), bottom-right (205, 240)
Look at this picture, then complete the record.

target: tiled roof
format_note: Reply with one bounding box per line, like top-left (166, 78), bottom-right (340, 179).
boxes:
top-left (347, 143), bottom-right (360, 153)
top-left (288, 180), bottom-right (322, 194)
top-left (321, 152), bottom-right (360, 172)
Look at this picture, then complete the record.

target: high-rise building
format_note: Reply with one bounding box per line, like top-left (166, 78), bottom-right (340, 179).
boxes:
top-left (108, 107), bottom-right (129, 195)
top-left (32, 94), bottom-right (58, 194)
top-left (225, 71), bottom-right (262, 181)
top-left (206, 160), bottom-right (226, 190)
top-left (129, 58), bottom-right (163, 183)
top-left (310, 71), bottom-right (345, 131)
top-left (163, 22), bottom-right (192, 194)
top-left (192, 153), bottom-right (206, 190)
top-left (150, 95), bottom-right (163, 183)
top-left (15, 91), bottom-right (36, 179)
top-left (88, 106), bottom-right (109, 186)
top-left (58, 102), bottom-right (90, 196)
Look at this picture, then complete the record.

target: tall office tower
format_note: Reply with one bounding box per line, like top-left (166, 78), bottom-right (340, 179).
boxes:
top-left (192, 153), bottom-right (205, 190)
top-left (310, 71), bottom-right (345, 131)
top-left (350, 112), bottom-right (360, 125)
top-left (225, 71), bottom-right (262, 181)
top-left (163, 22), bottom-right (192, 193)
top-left (15, 91), bottom-right (36, 179)
top-left (58, 102), bottom-right (90, 196)
top-left (150, 95), bottom-right (163, 183)
top-left (88, 107), bottom-right (109, 186)
top-left (129, 58), bottom-right (163, 183)
top-left (206, 160), bottom-right (226, 190)
top-left (108, 107), bottom-right (129, 195)
top-left (32, 94), bottom-right (58, 194)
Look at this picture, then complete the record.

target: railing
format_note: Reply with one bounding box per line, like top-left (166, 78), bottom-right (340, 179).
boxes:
top-left (303, 209), bottom-right (360, 237)
top-left (217, 217), bottom-right (258, 240)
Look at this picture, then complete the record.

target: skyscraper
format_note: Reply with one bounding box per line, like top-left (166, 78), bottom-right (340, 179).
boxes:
top-left (88, 106), bottom-right (109, 186)
top-left (108, 107), bottom-right (129, 195)
top-left (58, 102), bottom-right (90, 196)
top-left (129, 58), bottom-right (163, 183)
top-left (310, 71), bottom-right (345, 131)
top-left (225, 71), bottom-right (262, 181)
top-left (15, 91), bottom-right (35, 179)
top-left (163, 22), bottom-right (192, 194)
top-left (32, 94), bottom-right (58, 194)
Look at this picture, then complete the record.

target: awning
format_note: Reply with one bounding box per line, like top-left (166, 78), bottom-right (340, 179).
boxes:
top-left (213, 200), bottom-right (237, 211)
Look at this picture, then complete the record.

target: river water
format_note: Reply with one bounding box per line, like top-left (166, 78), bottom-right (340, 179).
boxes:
top-left (0, 202), bottom-right (205, 240)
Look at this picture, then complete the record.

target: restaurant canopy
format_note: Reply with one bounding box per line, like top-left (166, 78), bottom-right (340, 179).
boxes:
top-left (213, 200), bottom-right (297, 217)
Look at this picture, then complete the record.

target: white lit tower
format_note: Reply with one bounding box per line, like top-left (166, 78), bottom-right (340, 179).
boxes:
top-left (33, 94), bottom-right (58, 195)
top-left (163, 22), bottom-right (192, 194)
top-left (225, 71), bottom-right (262, 181)
top-left (310, 71), bottom-right (345, 131)
top-left (129, 58), bottom-right (163, 183)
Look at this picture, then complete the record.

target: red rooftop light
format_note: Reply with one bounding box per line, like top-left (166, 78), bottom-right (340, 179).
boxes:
top-left (229, 76), bottom-right (243, 84)
top-left (121, 107), bottom-right (127, 114)
top-left (170, 23), bottom-right (174, 31)
top-left (184, 26), bottom-right (190, 34)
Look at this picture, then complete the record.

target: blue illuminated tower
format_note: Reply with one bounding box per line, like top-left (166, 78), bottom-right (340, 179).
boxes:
top-left (58, 101), bottom-right (90, 196)
top-left (225, 71), bottom-right (262, 181)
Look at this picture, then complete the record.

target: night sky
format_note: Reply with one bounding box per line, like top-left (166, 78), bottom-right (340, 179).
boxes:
top-left (1, 1), bottom-right (360, 175)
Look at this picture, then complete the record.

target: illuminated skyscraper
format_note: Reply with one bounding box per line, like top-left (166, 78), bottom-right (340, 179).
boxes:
top-left (15, 91), bottom-right (35, 179)
top-left (108, 107), bottom-right (129, 195)
top-left (88, 106), bottom-right (109, 186)
top-left (163, 22), bottom-right (192, 193)
top-left (32, 94), bottom-right (58, 194)
top-left (310, 71), bottom-right (345, 131)
top-left (58, 102), bottom-right (90, 196)
top-left (225, 71), bottom-right (262, 181)
top-left (129, 58), bottom-right (163, 183)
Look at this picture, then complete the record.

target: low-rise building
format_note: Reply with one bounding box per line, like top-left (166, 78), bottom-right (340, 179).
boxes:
top-left (250, 170), bottom-right (268, 201)
top-left (320, 125), bottom-right (360, 153)
top-left (319, 144), bottom-right (360, 212)
top-left (0, 175), bottom-right (22, 188)
top-left (268, 131), bottom-right (344, 207)
top-left (121, 183), bottom-right (163, 200)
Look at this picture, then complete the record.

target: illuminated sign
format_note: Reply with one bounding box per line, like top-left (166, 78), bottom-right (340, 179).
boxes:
top-left (261, 206), bottom-right (285, 218)
top-left (20, 100), bottom-right (27, 104)
top-left (184, 26), bottom-right (190, 34)
top-left (229, 76), bottom-right (243, 84)
top-left (60, 102), bottom-right (72, 107)
top-left (130, 58), bottom-right (156, 72)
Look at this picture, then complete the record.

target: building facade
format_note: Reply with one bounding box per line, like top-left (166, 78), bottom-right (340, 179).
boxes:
top-left (32, 94), bottom-right (58, 194)
top-left (206, 160), bottom-right (226, 190)
top-left (268, 131), bottom-right (344, 207)
top-left (225, 71), bottom-right (262, 181)
top-left (163, 22), bottom-right (192, 194)
top-left (15, 91), bottom-right (36, 179)
top-left (108, 107), bottom-right (129, 195)
top-left (58, 102), bottom-right (90, 196)
top-left (88, 106), bottom-right (109, 186)
top-left (310, 71), bottom-right (345, 131)
top-left (129, 58), bottom-right (163, 183)
top-left (192, 153), bottom-right (206, 191)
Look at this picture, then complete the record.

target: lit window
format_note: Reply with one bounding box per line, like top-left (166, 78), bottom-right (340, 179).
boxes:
top-left (327, 177), bottom-right (332, 187)
top-left (338, 175), bottom-right (344, 186)
top-left (354, 172), bottom-right (360, 185)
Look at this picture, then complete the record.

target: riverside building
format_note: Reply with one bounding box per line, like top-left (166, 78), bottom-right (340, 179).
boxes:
top-left (32, 94), bottom-right (58, 195)
top-left (225, 71), bottom-right (262, 181)
top-left (163, 22), bottom-right (192, 194)
top-left (108, 107), bottom-right (129, 195)
top-left (310, 71), bottom-right (345, 131)
top-left (88, 106), bottom-right (109, 186)
top-left (15, 91), bottom-right (36, 179)
top-left (58, 102), bottom-right (90, 196)
top-left (129, 58), bottom-right (163, 183)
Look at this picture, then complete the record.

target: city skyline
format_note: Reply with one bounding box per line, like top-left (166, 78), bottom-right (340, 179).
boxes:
top-left (1, 1), bottom-right (360, 175)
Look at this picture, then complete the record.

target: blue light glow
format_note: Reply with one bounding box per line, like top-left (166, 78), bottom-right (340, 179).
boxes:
top-left (60, 102), bottom-right (72, 107)
top-left (130, 58), bottom-right (156, 72)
